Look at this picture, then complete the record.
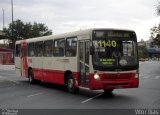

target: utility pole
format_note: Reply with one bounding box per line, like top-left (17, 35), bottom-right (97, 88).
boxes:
top-left (11, 0), bottom-right (13, 36)
top-left (2, 8), bottom-right (4, 30)
top-left (9, 0), bottom-right (15, 49)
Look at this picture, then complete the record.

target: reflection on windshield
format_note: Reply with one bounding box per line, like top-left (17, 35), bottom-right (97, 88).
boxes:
top-left (93, 40), bottom-right (137, 67)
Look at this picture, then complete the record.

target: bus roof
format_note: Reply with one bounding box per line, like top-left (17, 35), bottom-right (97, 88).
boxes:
top-left (15, 28), bottom-right (135, 44)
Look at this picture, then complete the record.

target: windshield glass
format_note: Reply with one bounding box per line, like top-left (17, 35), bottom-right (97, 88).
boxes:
top-left (92, 30), bottom-right (138, 70)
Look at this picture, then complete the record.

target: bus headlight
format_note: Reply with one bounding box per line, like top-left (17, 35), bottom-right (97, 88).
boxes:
top-left (94, 73), bottom-right (100, 80)
top-left (135, 73), bottom-right (139, 78)
top-left (135, 70), bottom-right (139, 78)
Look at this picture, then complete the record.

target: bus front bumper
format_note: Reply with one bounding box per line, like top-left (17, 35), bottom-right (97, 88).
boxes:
top-left (90, 78), bottom-right (139, 90)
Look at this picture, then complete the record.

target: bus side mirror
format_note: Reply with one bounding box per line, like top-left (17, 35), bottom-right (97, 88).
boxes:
top-left (90, 46), bottom-right (95, 55)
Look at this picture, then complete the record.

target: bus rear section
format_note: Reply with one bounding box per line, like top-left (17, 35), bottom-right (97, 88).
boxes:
top-left (86, 29), bottom-right (139, 92)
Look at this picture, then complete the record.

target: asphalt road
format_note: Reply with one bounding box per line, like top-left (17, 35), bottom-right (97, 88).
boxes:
top-left (0, 62), bottom-right (160, 112)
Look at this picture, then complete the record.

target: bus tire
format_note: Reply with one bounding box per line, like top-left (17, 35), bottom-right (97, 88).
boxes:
top-left (28, 69), bottom-right (36, 84)
top-left (103, 89), bottom-right (114, 95)
top-left (67, 74), bottom-right (79, 94)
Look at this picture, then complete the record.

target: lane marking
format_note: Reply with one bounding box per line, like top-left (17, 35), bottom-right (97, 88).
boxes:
top-left (142, 76), bottom-right (150, 79)
top-left (0, 67), bottom-right (15, 70)
top-left (141, 75), bottom-right (160, 80)
top-left (139, 75), bottom-right (143, 78)
top-left (81, 93), bottom-right (102, 103)
top-left (0, 75), bottom-right (20, 84)
top-left (27, 92), bottom-right (43, 98)
top-left (8, 80), bottom-right (20, 84)
top-left (0, 72), bottom-right (16, 76)
top-left (154, 76), bottom-right (160, 79)
top-left (0, 65), bottom-right (15, 70)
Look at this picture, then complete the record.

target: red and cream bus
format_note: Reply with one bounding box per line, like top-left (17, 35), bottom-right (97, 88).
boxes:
top-left (15, 28), bottom-right (139, 94)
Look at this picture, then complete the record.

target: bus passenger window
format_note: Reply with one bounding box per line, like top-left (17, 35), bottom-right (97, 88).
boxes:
top-left (53, 39), bottom-right (65, 57)
top-left (44, 40), bottom-right (53, 57)
top-left (28, 43), bottom-right (35, 57)
top-left (66, 37), bottom-right (77, 57)
top-left (35, 41), bottom-right (43, 57)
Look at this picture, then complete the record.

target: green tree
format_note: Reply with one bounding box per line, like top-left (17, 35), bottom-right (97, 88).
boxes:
top-left (149, 1), bottom-right (160, 47)
top-left (4, 19), bottom-right (52, 40)
top-left (138, 45), bottom-right (148, 59)
top-left (150, 24), bottom-right (160, 46)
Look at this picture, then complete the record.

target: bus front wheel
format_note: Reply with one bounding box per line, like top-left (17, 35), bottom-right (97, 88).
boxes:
top-left (67, 74), bottom-right (79, 94)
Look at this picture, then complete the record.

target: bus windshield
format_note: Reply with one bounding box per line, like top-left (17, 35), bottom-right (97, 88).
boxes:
top-left (92, 30), bottom-right (138, 71)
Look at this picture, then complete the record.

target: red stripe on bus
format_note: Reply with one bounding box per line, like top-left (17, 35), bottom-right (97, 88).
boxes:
top-left (32, 68), bottom-right (79, 85)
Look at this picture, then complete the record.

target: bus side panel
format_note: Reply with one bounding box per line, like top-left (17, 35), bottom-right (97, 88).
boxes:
top-left (43, 57), bottom-right (65, 85)
top-left (33, 68), bottom-right (43, 80)
top-left (64, 58), bottom-right (78, 73)
top-left (15, 56), bottom-right (21, 77)
top-left (43, 69), bottom-right (64, 85)
top-left (32, 57), bottom-right (43, 80)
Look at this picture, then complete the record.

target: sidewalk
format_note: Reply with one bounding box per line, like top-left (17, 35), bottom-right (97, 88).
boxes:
top-left (0, 64), bottom-right (15, 70)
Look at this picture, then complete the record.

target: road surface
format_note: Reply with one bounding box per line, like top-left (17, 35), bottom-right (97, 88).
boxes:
top-left (0, 62), bottom-right (160, 114)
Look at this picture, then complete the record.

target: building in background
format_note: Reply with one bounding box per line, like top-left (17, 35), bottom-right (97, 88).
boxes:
top-left (138, 39), bottom-right (160, 60)
top-left (0, 30), bottom-right (14, 64)
top-left (0, 48), bottom-right (14, 64)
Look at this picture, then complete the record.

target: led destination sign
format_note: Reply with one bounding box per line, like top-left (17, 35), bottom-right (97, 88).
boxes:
top-left (95, 31), bottom-right (132, 38)
top-left (107, 32), bottom-right (130, 38)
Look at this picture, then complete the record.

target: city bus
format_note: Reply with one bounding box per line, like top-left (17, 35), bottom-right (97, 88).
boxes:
top-left (15, 28), bottom-right (139, 94)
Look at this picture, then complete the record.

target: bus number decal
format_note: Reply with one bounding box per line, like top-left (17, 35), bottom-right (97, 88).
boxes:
top-left (97, 40), bottom-right (117, 47)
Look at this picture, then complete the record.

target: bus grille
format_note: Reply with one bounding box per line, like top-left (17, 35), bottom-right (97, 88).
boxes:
top-left (101, 73), bottom-right (135, 80)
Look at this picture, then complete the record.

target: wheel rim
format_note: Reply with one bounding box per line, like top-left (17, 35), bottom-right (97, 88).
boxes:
top-left (29, 75), bottom-right (31, 82)
top-left (68, 79), bottom-right (73, 89)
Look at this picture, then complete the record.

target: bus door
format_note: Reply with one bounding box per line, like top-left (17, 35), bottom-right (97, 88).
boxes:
top-left (79, 40), bottom-right (90, 87)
